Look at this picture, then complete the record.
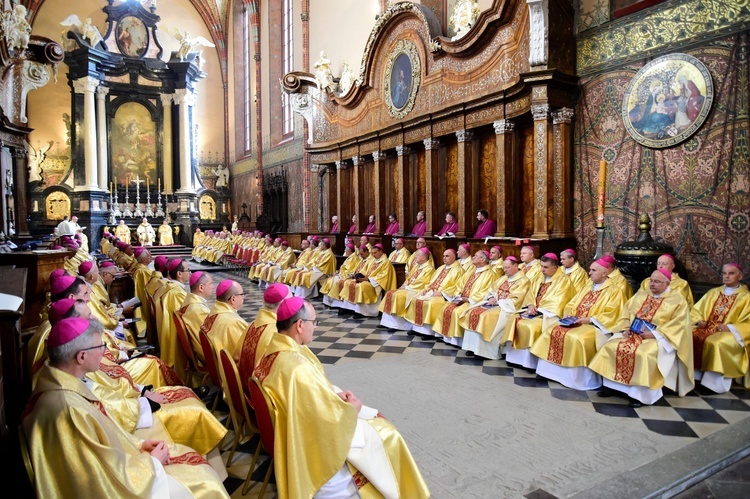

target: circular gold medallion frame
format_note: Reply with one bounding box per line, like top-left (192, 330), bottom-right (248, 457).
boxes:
top-left (384, 40), bottom-right (421, 119)
top-left (622, 53), bottom-right (713, 149)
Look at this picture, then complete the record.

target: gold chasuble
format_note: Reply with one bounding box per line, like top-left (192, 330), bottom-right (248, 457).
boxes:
top-left (460, 272), bottom-right (531, 341)
top-left (691, 284), bottom-right (750, 383)
top-left (565, 262), bottom-right (589, 294)
top-left (405, 251), bottom-right (435, 278)
top-left (345, 256), bottom-right (397, 304)
top-left (379, 262), bottom-right (435, 316)
top-left (283, 248), bottom-right (314, 284)
top-left (158, 224), bottom-right (174, 245)
top-left (179, 293), bottom-right (211, 363)
top-left (640, 273), bottom-right (694, 307)
top-left (608, 268), bottom-right (634, 299)
top-left (389, 247), bottom-right (411, 264)
top-left (589, 288), bottom-right (693, 395)
top-left (114, 223), bottom-right (131, 244)
top-left (433, 266), bottom-right (497, 338)
top-left (24, 365), bottom-right (228, 499)
top-left (157, 281), bottom-right (188, 378)
top-left (502, 268), bottom-right (576, 350)
top-left (87, 280), bottom-right (120, 330)
top-left (404, 263), bottom-right (464, 326)
top-left (202, 301), bottom-right (249, 362)
top-left (530, 279), bottom-right (627, 367)
top-left (132, 263), bottom-right (154, 335)
top-left (321, 253), bottom-right (361, 295)
top-left (255, 334), bottom-right (429, 499)
top-left (328, 256), bottom-right (372, 301)
top-left (296, 248), bottom-right (337, 288)
top-left (237, 308), bottom-right (277, 391)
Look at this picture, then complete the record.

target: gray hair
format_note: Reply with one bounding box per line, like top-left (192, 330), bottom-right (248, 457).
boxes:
top-left (48, 319), bottom-right (104, 365)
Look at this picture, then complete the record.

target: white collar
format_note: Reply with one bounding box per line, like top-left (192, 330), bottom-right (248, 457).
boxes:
top-left (724, 285), bottom-right (741, 296)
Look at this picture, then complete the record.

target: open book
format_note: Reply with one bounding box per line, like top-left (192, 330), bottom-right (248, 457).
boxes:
top-left (0, 293), bottom-right (23, 312)
top-left (590, 317), bottom-right (612, 335)
top-left (441, 291), bottom-right (463, 303)
top-left (120, 296), bottom-right (141, 309)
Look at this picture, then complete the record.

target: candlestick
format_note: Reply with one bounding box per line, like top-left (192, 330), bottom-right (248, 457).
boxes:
top-left (146, 176), bottom-right (150, 190)
top-left (158, 178), bottom-right (161, 191)
top-left (596, 159), bottom-right (607, 228)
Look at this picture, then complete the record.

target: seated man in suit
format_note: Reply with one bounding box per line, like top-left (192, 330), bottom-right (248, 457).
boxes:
top-left (691, 263), bottom-right (750, 393)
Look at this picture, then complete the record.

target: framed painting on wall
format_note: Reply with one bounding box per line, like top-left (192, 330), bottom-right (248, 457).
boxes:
top-left (621, 53), bottom-right (713, 149)
top-left (384, 39), bottom-right (421, 119)
top-left (111, 101), bottom-right (157, 187)
top-left (116, 15), bottom-right (149, 58)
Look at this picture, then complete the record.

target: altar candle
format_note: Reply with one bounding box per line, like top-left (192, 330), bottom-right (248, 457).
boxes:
top-left (110, 182), bottom-right (113, 195)
top-left (147, 177), bottom-right (149, 190)
top-left (125, 177), bottom-right (128, 194)
top-left (597, 159), bottom-right (607, 226)
top-left (158, 178), bottom-right (161, 191)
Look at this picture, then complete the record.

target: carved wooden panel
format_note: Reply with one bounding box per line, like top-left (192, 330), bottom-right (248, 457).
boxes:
top-left (416, 150), bottom-right (426, 217)
top-left (479, 134), bottom-right (497, 216)
top-left (520, 127), bottom-right (535, 237)
top-left (446, 141), bottom-right (459, 213)
top-left (363, 160), bottom-right (375, 219)
top-left (388, 156), bottom-right (398, 217)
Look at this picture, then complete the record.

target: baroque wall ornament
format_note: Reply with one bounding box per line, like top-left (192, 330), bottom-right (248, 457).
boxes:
top-left (384, 39), bottom-right (421, 119)
top-left (621, 53), bottom-right (714, 149)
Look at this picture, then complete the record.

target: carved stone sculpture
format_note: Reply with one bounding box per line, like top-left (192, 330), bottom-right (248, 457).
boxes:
top-left (338, 62), bottom-right (356, 95)
top-left (60, 15), bottom-right (104, 48)
top-left (313, 51), bottom-right (335, 93)
top-left (1, 4), bottom-right (31, 53)
top-left (449, 0), bottom-right (480, 41)
top-left (23, 140), bottom-right (53, 183)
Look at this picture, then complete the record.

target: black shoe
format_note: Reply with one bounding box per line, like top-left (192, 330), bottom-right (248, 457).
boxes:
top-left (597, 387), bottom-right (613, 398)
top-left (376, 324), bottom-right (392, 330)
top-left (465, 351), bottom-right (475, 356)
top-left (629, 398), bottom-right (643, 408)
top-left (192, 385), bottom-right (210, 399)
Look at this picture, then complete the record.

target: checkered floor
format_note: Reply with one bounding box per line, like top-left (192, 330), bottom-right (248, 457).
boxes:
top-left (194, 266), bottom-right (750, 496)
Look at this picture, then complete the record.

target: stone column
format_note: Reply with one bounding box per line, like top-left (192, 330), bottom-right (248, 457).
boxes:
top-left (160, 94), bottom-right (174, 194)
top-left (395, 145), bottom-right (411, 232)
top-left (493, 120), bottom-right (516, 236)
top-left (335, 160), bottom-right (348, 228)
top-left (310, 163), bottom-right (322, 231)
top-left (455, 129), bottom-right (475, 238)
top-left (95, 86), bottom-right (109, 190)
top-left (372, 151), bottom-right (386, 233)
top-left (531, 102), bottom-right (551, 238)
top-left (351, 156), bottom-right (364, 231)
top-left (551, 107), bottom-right (575, 238)
top-left (423, 138), bottom-right (441, 235)
top-left (73, 76), bottom-right (100, 191)
top-left (174, 89), bottom-right (195, 194)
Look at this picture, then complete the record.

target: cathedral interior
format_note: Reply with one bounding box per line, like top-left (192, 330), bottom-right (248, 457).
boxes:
top-left (1, 0), bottom-right (749, 497)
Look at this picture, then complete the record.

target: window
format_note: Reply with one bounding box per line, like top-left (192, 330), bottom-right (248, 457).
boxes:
top-left (281, 0), bottom-right (294, 137)
top-left (243, 5), bottom-right (252, 152)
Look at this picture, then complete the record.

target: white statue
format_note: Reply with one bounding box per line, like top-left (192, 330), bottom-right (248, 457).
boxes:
top-left (313, 51), bottom-right (335, 93)
top-left (449, 0), bottom-right (480, 40)
top-left (163, 27), bottom-right (215, 62)
top-left (23, 140), bottom-right (53, 183)
top-left (1, 4), bottom-right (31, 52)
top-left (60, 15), bottom-right (104, 47)
top-left (215, 163), bottom-right (230, 188)
top-left (338, 62), bottom-right (356, 95)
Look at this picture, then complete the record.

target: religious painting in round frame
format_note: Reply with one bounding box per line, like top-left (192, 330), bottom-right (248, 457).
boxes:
top-left (384, 40), bottom-right (421, 119)
top-left (116, 15), bottom-right (149, 58)
top-left (622, 53), bottom-right (713, 149)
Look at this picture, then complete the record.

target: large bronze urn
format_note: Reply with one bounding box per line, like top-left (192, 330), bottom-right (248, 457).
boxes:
top-left (614, 214), bottom-right (674, 293)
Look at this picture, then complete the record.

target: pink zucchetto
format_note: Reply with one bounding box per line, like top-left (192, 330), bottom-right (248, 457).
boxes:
top-left (660, 253), bottom-right (675, 261)
top-left (725, 262), bottom-right (744, 273)
top-left (492, 245), bottom-right (502, 252)
top-left (277, 297), bottom-right (305, 322)
top-left (216, 279), bottom-right (234, 298)
top-left (274, 237), bottom-right (282, 243)
top-left (189, 271), bottom-right (204, 287)
top-left (460, 243), bottom-right (470, 252)
top-left (542, 252), bottom-right (559, 260)
top-left (374, 243), bottom-right (384, 251)
top-left (481, 250), bottom-right (490, 260)
top-left (48, 299), bottom-right (76, 326)
top-left (282, 240), bottom-right (289, 246)
top-left (311, 236), bottom-right (320, 243)
top-left (323, 238), bottom-right (330, 244)
top-left (264, 283), bottom-right (289, 304)
top-left (419, 247), bottom-right (431, 255)
top-left (446, 248), bottom-right (457, 255)
top-left (601, 255), bottom-right (616, 267)
top-left (48, 318), bottom-right (90, 348)
top-left (594, 258), bottom-right (611, 269)
top-left (50, 269), bottom-right (68, 280)
top-left (396, 238), bottom-right (405, 244)
top-left (346, 243), bottom-right (355, 250)
top-left (100, 261), bottom-right (115, 269)
top-left (103, 232), bottom-right (111, 237)
top-left (154, 256), bottom-right (168, 272)
top-left (50, 275), bottom-right (76, 295)
top-left (133, 247), bottom-right (146, 258)
top-left (657, 268), bottom-right (673, 281)
top-left (78, 261), bottom-right (94, 276)
top-left (167, 258), bottom-right (183, 273)
top-left (505, 256), bottom-right (519, 263)
top-left (360, 245), bottom-right (370, 251)
top-left (562, 249), bottom-right (576, 257)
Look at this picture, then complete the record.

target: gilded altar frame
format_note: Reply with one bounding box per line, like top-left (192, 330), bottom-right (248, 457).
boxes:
top-left (384, 39), bottom-right (421, 119)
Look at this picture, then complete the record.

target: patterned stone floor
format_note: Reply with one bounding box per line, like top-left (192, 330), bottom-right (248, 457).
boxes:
top-left (192, 267), bottom-right (750, 497)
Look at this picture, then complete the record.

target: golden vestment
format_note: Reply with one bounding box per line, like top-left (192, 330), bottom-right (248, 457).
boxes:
top-left (179, 293), bottom-right (211, 363)
top-left (691, 284), bottom-right (750, 384)
top-left (530, 279), bottom-right (627, 367)
top-left (255, 334), bottom-right (429, 499)
top-left (250, 246), bottom-right (281, 280)
top-left (237, 308), bottom-right (277, 392)
top-left (24, 365), bottom-right (228, 498)
top-left (344, 256), bottom-right (397, 304)
top-left (502, 268), bottom-right (576, 349)
top-left (432, 266), bottom-right (497, 338)
top-left (132, 263), bottom-right (153, 334)
top-left (388, 248), bottom-right (411, 264)
top-left (193, 231), bottom-right (205, 247)
top-left (114, 224), bottom-right (131, 244)
top-left (589, 288), bottom-right (694, 395)
top-left (460, 272), bottom-right (531, 341)
top-left (609, 268), bottom-right (634, 299)
top-left (202, 301), bottom-right (249, 363)
top-left (379, 262), bottom-right (435, 316)
top-left (565, 262), bottom-right (589, 295)
top-left (321, 253), bottom-right (362, 296)
top-left (283, 247), bottom-right (313, 284)
top-left (520, 260), bottom-right (542, 302)
top-left (137, 222), bottom-right (156, 245)
top-left (640, 273), bottom-right (694, 307)
top-left (404, 263), bottom-right (464, 326)
top-left (88, 280), bottom-right (120, 330)
top-left (157, 281), bottom-right (188, 379)
top-left (489, 259), bottom-right (505, 278)
top-left (158, 224), bottom-right (174, 245)
top-left (405, 251), bottom-right (434, 278)
top-left (327, 255), bottom-right (372, 301)
top-left (296, 248), bottom-right (337, 287)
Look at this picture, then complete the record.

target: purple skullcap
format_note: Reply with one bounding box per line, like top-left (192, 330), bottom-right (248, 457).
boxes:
top-left (154, 255), bottom-right (168, 272)
top-left (61, 235), bottom-right (72, 242)
top-left (657, 268), bottom-right (672, 281)
top-left (264, 283), bottom-right (289, 304)
top-left (505, 256), bottom-right (519, 263)
top-left (277, 297), bottom-right (305, 322)
top-left (446, 248), bottom-right (457, 255)
top-left (374, 243), bottom-right (384, 251)
top-left (594, 258), bottom-right (610, 269)
top-left (323, 238), bottom-right (330, 244)
top-left (460, 243), bottom-right (470, 252)
top-left (99, 261), bottom-right (116, 269)
top-left (274, 237), bottom-right (282, 243)
top-left (48, 299), bottom-right (76, 326)
top-left (65, 242), bottom-right (80, 249)
top-left (562, 248), bottom-right (576, 257)
top-left (49, 318), bottom-right (91, 348)
top-left (396, 238), bottom-right (405, 244)
top-left (282, 240), bottom-right (289, 246)
top-left (492, 245), bottom-right (502, 251)
top-left (601, 255), bottom-right (616, 266)
top-left (419, 247), bottom-right (431, 255)
top-left (78, 260), bottom-right (94, 276)
top-left (133, 247), bottom-right (146, 258)
top-left (360, 245), bottom-right (369, 251)
top-left (216, 279), bottom-right (234, 297)
top-left (311, 236), bottom-right (320, 243)
top-left (123, 245), bottom-right (132, 251)
top-left (346, 243), bottom-right (355, 250)
top-left (660, 253), bottom-right (675, 261)
top-left (50, 269), bottom-right (68, 280)
top-left (543, 252), bottom-right (559, 261)
top-left (481, 250), bottom-right (490, 260)
top-left (726, 262), bottom-right (744, 273)
top-left (189, 271), bottom-right (204, 287)
top-left (50, 275), bottom-right (76, 295)
top-left (167, 258), bottom-right (183, 272)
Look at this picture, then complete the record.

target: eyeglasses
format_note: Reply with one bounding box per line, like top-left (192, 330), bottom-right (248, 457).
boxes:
top-left (300, 318), bottom-right (318, 326)
top-left (79, 343), bottom-right (107, 353)
top-left (233, 293), bottom-right (247, 298)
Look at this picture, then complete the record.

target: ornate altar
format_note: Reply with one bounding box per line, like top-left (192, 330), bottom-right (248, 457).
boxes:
top-left (27, 0), bottom-right (212, 251)
top-left (282, 0), bottom-right (577, 249)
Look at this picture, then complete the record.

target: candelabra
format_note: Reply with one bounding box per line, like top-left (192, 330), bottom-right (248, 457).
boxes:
top-left (122, 185), bottom-right (133, 218)
top-left (108, 190), bottom-right (117, 225)
top-left (155, 189), bottom-right (165, 218)
top-left (133, 177), bottom-right (143, 218)
top-left (145, 188), bottom-right (154, 217)
top-left (113, 187), bottom-right (122, 217)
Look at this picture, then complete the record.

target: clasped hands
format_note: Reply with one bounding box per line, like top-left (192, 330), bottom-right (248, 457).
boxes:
top-left (337, 390), bottom-right (363, 412)
top-left (141, 440), bottom-right (170, 465)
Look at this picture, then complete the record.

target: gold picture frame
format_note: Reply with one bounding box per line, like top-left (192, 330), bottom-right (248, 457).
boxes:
top-left (622, 53), bottom-right (713, 149)
top-left (384, 40), bottom-right (421, 119)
